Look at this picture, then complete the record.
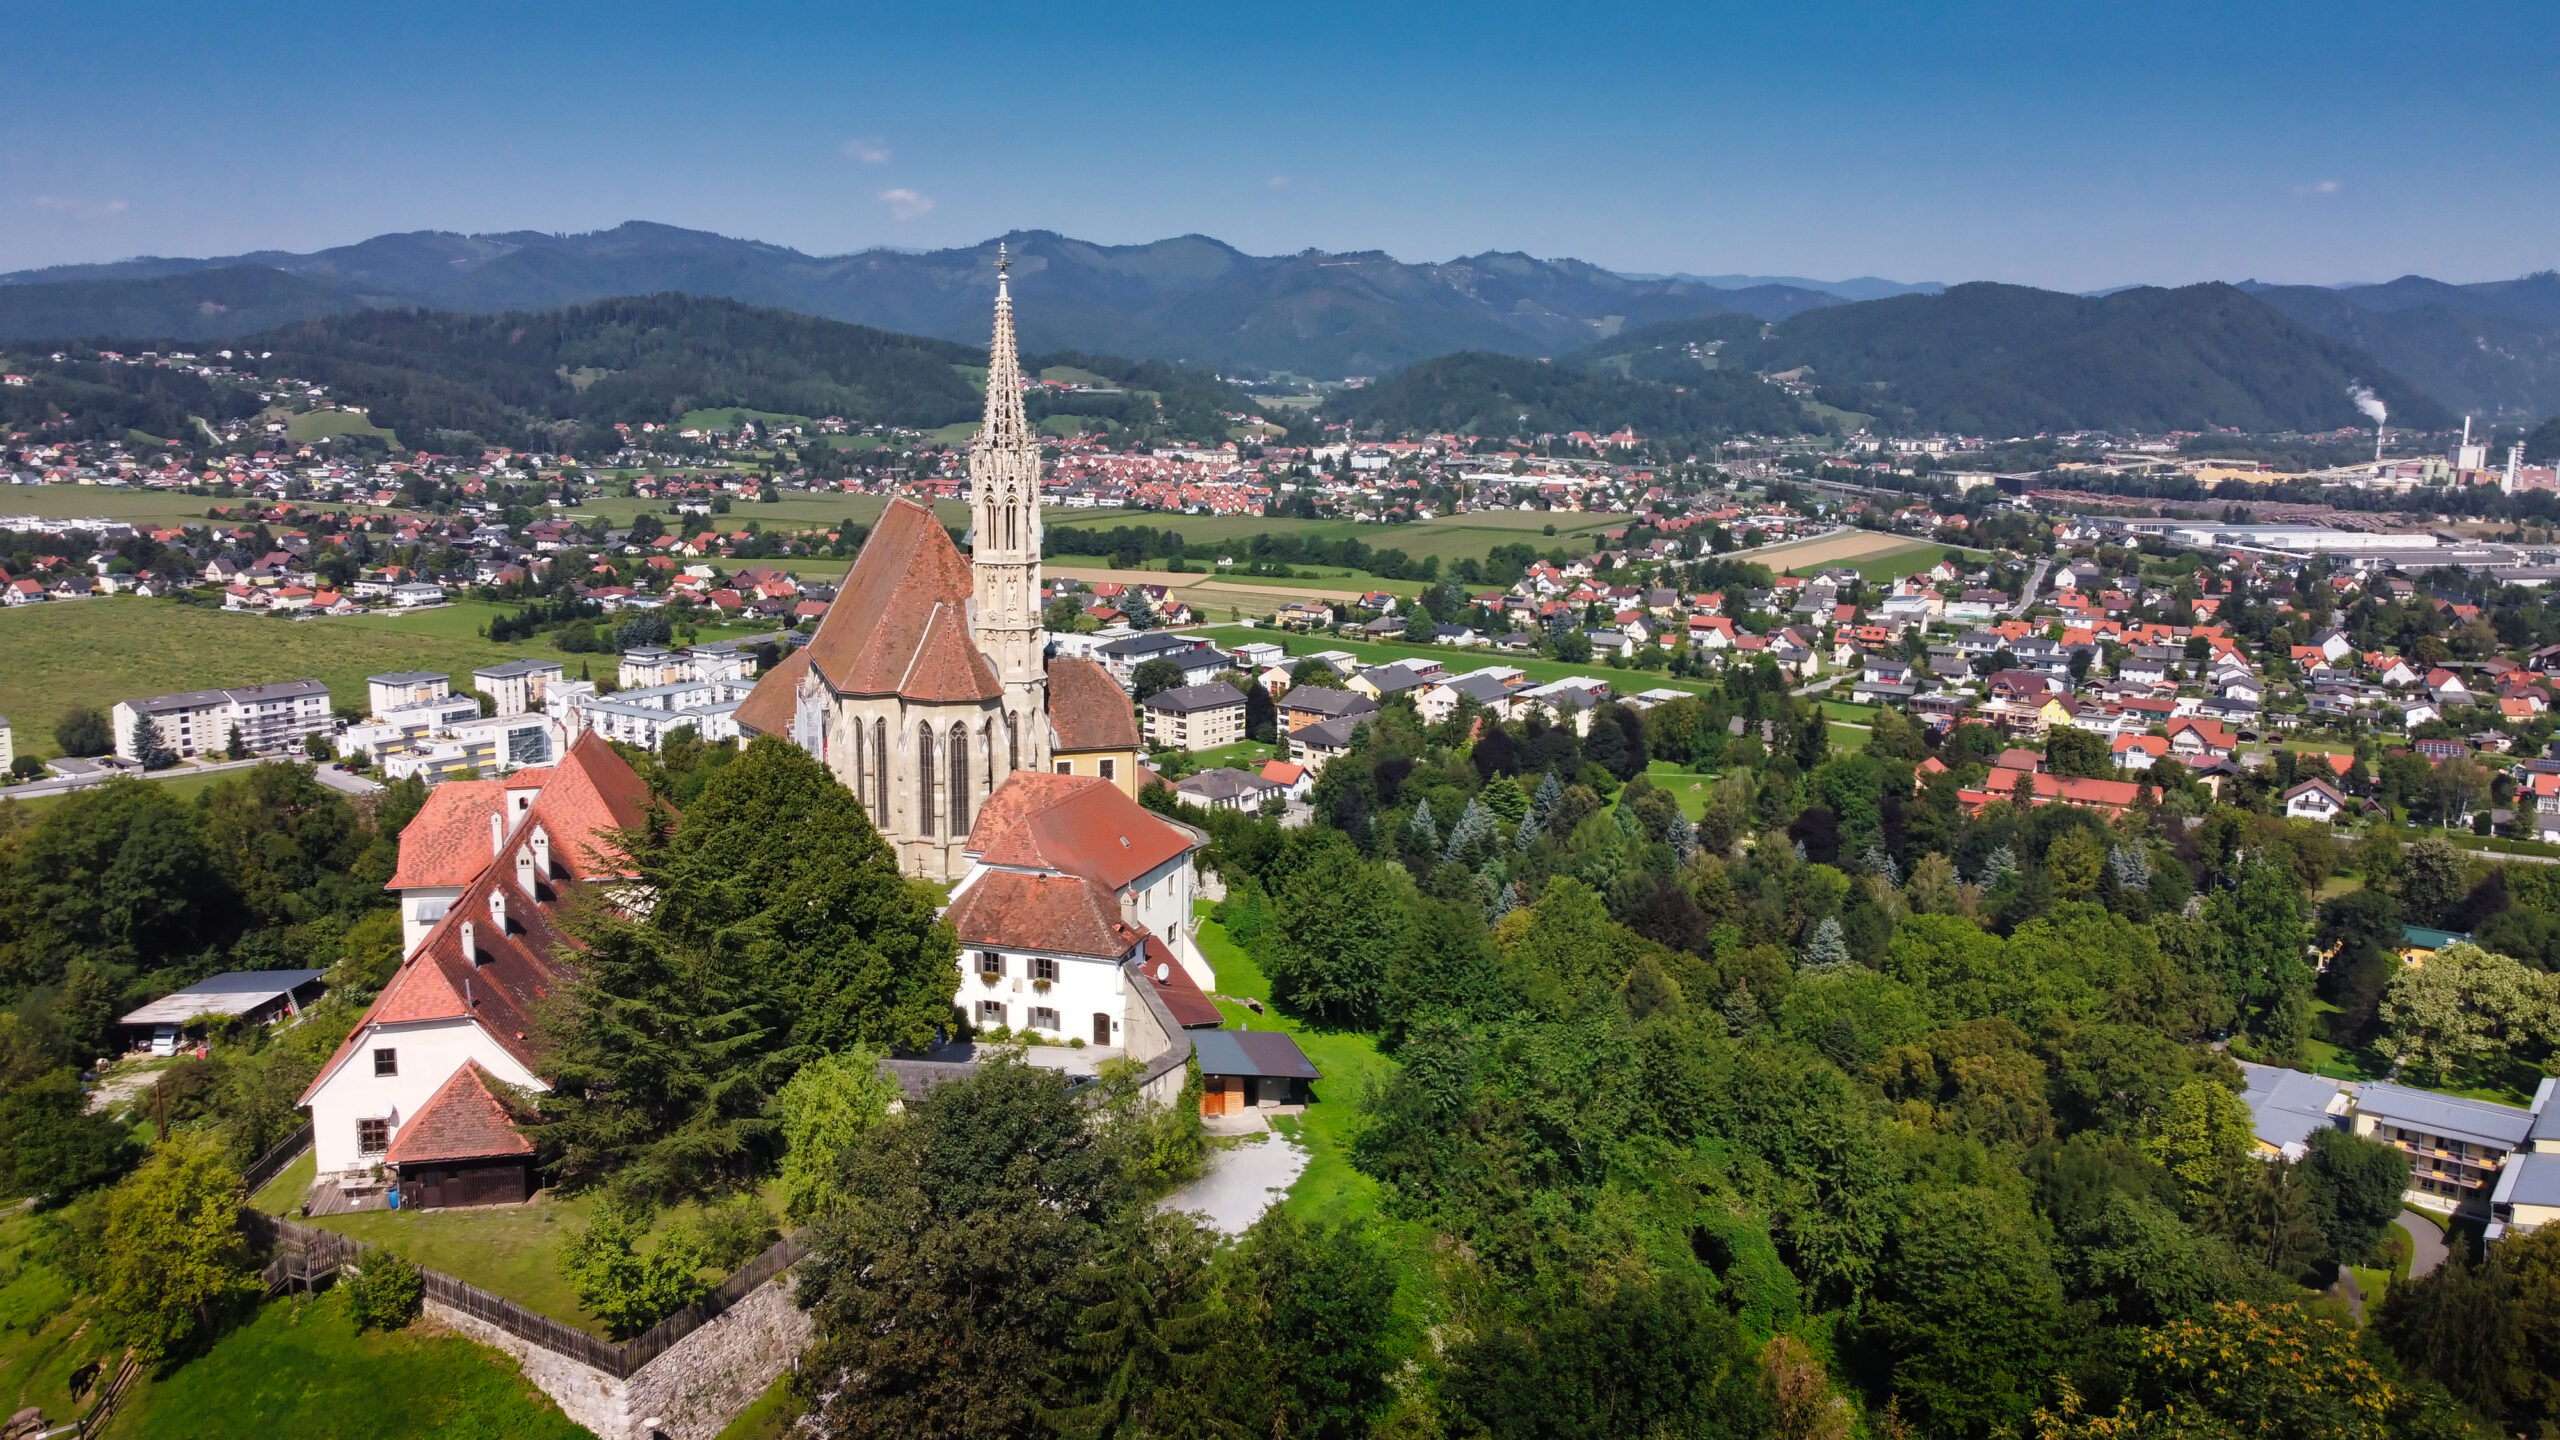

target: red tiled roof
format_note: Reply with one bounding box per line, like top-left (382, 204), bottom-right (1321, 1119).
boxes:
top-left (1139, 934), bottom-right (1221, 1028)
top-left (945, 870), bottom-right (1141, 958)
top-left (734, 646), bottom-right (811, 738)
top-left (800, 498), bottom-right (1000, 703)
top-left (964, 772), bottom-right (1194, 890)
top-left (386, 780), bottom-right (505, 889)
top-left (521, 730), bottom-right (650, 880)
top-left (1047, 656), bottom-right (1138, 752)
top-left (383, 1060), bottom-right (534, 1165)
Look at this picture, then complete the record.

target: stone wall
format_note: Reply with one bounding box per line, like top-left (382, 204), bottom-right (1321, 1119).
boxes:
top-left (429, 1266), bottom-right (813, 1440)
top-left (625, 1275), bottom-right (815, 1440)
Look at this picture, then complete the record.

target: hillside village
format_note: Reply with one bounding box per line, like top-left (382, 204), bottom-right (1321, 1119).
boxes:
top-left (4, 287), bottom-right (2560, 1440)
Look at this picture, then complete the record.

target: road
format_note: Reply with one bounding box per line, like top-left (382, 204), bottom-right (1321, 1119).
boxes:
top-left (1790, 675), bottom-right (1842, 698)
top-left (2398, 1210), bottom-right (2451, 1278)
top-left (0, 753), bottom-right (274, 803)
top-left (2010, 557), bottom-right (2052, 616)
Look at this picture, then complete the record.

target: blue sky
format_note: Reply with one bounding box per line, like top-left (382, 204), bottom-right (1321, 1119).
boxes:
top-left (3, 0), bottom-right (2554, 289)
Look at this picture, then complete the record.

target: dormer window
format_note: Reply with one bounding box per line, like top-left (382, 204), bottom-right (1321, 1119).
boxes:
top-left (489, 890), bottom-right (507, 931)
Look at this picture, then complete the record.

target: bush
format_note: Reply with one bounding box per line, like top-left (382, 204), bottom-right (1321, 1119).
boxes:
top-left (343, 1247), bottom-right (425, 1332)
top-left (559, 1201), bottom-right (707, 1340)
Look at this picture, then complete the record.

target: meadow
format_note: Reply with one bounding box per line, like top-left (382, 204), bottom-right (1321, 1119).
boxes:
top-left (0, 598), bottom-right (564, 758)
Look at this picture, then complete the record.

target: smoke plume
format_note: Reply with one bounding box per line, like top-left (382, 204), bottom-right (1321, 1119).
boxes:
top-left (2347, 384), bottom-right (2387, 426)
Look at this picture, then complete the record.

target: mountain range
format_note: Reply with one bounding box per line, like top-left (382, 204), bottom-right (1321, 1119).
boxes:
top-left (0, 222), bottom-right (2553, 432)
top-left (0, 224), bottom-right (1848, 378)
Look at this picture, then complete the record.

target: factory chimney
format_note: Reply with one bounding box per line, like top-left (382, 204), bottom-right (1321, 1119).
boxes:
top-left (2507, 443), bottom-right (2525, 495)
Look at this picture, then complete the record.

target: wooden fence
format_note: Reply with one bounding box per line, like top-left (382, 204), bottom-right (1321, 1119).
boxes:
top-left (241, 1210), bottom-right (804, 1380)
top-left (72, 1352), bottom-right (138, 1440)
top-left (238, 1123), bottom-right (312, 1199)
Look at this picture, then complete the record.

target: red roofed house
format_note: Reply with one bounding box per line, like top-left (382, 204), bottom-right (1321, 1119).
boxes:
top-left (942, 771), bottom-right (1209, 1050)
top-left (299, 732), bottom-right (652, 1207)
top-left (1958, 766), bottom-right (2144, 817)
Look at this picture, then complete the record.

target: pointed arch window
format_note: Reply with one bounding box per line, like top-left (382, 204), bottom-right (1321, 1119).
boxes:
top-left (873, 718), bottom-right (888, 820)
top-left (1007, 711), bottom-right (1021, 773)
top-left (917, 724), bottom-right (937, 838)
top-left (950, 725), bottom-right (971, 835)
top-left (852, 716), bottom-right (868, 815)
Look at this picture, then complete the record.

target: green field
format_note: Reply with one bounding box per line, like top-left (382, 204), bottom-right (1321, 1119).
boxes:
top-left (1783, 539), bottom-right (1980, 582)
top-left (674, 406), bottom-right (819, 434)
top-left (0, 598), bottom-right (563, 758)
top-left (281, 410), bottom-right (399, 445)
top-left (1048, 508), bottom-right (1631, 569)
top-left (100, 1295), bottom-right (592, 1440)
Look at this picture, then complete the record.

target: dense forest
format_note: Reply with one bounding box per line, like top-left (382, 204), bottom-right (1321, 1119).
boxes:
top-left (238, 295), bottom-right (987, 455)
top-left (1323, 349), bottom-right (1818, 443)
top-left (1576, 284), bottom-right (2457, 438)
top-left (5, 661), bottom-right (2560, 1437)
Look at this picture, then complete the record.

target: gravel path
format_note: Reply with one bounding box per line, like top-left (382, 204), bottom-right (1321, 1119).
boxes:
top-left (1156, 1129), bottom-right (1309, 1235)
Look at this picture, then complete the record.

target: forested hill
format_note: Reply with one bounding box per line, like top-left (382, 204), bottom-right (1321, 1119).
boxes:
top-left (1574, 283), bottom-right (2455, 438)
top-left (235, 295), bottom-right (984, 454)
top-left (1324, 349), bottom-right (1818, 445)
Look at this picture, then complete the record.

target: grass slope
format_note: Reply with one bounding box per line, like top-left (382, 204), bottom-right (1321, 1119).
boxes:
top-left (1193, 905), bottom-right (1388, 1225)
top-left (0, 1212), bottom-right (123, 1428)
top-left (102, 1296), bottom-right (593, 1440)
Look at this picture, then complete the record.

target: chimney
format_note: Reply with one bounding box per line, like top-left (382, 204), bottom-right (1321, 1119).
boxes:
top-left (530, 826), bottom-right (550, 879)
top-left (489, 811), bottom-right (503, 858)
top-left (516, 847), bottom-right (537, 896)
top-left (489, 889), bottom-right (507, 932)
top-left (460, 919), bottom-right (477, 961)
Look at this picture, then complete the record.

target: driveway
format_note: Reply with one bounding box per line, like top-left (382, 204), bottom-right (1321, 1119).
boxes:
top-left (1156, 1128), bottom-right (1309, 1236)
top-left (2398, 1210), bottom-right (2451, 1278)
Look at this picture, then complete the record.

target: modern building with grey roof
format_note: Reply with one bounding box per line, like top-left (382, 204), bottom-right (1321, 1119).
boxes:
top-left (2236, 1062), bottom-right (2351, 1159)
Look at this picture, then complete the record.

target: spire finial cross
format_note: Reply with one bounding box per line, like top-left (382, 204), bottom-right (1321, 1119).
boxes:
top-left (996, 241), bottom-right (1010, 279)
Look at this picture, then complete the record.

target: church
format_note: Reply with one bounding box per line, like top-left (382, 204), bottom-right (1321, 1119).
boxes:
top-left (738, 253), bottom-right (1139, 882)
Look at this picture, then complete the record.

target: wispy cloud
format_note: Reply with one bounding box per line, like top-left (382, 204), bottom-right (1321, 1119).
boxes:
top-left (31, 195), bottom-right (129, 221)
top-left (841, 137), bottom-right (893, 164)
top-left (2295, 179), bottom-right (2340, 196)
top-left (1267, 174), bottom-right (1291, 189)
top-left (879, 188), bottom-right (935, 221)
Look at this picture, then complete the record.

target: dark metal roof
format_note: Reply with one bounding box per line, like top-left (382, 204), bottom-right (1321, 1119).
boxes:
top-left (1191, 1029), bottom-right (1321, 1080)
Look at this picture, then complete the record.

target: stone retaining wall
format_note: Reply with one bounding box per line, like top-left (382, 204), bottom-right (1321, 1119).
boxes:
top-left (429, 1266), bottom-right (812, 1440)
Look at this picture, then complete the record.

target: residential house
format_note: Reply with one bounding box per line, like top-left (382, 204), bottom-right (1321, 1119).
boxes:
top-left (1174, 767), bottom-right (1282, 812)
top-left (301, 734), bottom-right (650, 1207)
top-left (944, 770), bottom-right (1212, 1047)
top-left (2283, 778), bottom-right (2348, 824)
top-left (1281, 686), bottom-right (1379, 734)
top-left (1142, 683), bottom-right (1248, 752)
top-left (113, 679), bottom-right (331, 761)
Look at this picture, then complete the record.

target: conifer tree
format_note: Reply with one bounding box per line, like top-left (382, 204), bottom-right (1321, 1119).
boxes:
top-left (1404, 798), bottom-right (1439, 856)
top-left (1799, 915), bottom-right (1849, 970)
top-left (1443, 796), bottom-right (1495, 865)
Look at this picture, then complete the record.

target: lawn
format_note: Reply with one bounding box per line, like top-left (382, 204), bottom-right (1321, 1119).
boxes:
top-left (0, 484), bottom-right (241, 526)
top-left (1189, 626), bottom-right (1714, 701)
top-left (100, 1294), bottom-right (592, 1440)
top-left (1640, 760), bottom-right (1717, 819)
top-left (261, 1160), bottom-right (786, 1336)
top-left (0, 1210), bottom-right (124, 1431)
top-left (0, 598), bottom-right (564, 758)
top-left (1193, 905), bottom-right (1390, 1228)
top-left (1166, 738), bottom-right (1283, 774)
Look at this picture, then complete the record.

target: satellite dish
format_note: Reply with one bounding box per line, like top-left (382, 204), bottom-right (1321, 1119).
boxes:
top-left (1155, 963), bottom-right (1170, 983)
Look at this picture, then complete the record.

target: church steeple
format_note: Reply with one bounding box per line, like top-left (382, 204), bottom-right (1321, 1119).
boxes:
top-left (969, 242), bottom-right (1048, 776)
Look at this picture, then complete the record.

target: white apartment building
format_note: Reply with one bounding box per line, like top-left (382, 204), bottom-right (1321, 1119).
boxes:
top-left (114, 680), bottom-right (331, 761)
